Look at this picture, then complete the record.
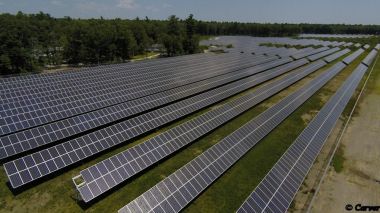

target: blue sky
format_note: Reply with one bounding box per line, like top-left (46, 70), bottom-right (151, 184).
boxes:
top-left (0, 0), bottom-right (379, 24)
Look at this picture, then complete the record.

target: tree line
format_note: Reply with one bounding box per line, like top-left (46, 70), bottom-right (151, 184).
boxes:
top-left (0, 12), bottom-right (379, 75)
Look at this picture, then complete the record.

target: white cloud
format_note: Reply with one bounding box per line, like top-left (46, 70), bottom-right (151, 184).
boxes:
top-left (51, 0), bottom-right (63, 6)
top-left (146, 5), bottom-right (159, 12)
top-left (76, 1), bottom-right (110, 13)
top-left (117, 0), bottom-right (138, 9)
top-left (162, 3), bottom-right (172, 9)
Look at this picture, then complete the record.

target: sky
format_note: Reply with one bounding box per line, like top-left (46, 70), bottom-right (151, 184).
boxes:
top-left (0, 0), bottom-right (379, 24)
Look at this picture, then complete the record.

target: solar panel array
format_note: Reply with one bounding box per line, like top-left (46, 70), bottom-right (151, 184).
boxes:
top-left (0, 53), bottom-right (214, 85)
top-left (5, 52), bottom-right (314, 188)
top-left (323, 49), bottom-right (350, 63)
top-left (298, 34), bottom-right (372, 38)
top-left (2, 35), bottom-right (371, 212)
top-left (375, 44), bottom-right (380, 51)
top-left (1, 53), bottom-right (235, 100)
top-left (117, 58), bottom-right (350, 213)
top-left (291, 47), bottom-right (329, 60)
top-left (75, 58), bottom-right (323, 202)
top-left (1, 54), bottom-right (277, 135)
top-left (342, 48), bottom-right (365, 65)
top-left (200, 37), bottom-right (346, 54)
top-left (237, 62), bottom-right (371, 213)
top-left (306, 47), bottom-right (340, 61)
top-left (362, 49), bottom-right (378, 67)
top-left (0, 57), bottom-right (289, 160)
top-left (343, 42), bottom-right (353, 47)
top-left (75, 48), bottom-right (352, 202)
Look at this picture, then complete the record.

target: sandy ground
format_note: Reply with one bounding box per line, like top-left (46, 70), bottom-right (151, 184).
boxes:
top-left (309, 86), bottom-right (380, 211)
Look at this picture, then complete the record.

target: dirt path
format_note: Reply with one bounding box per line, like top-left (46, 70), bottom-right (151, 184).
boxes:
top-left (310, 70), bottom-right (380, 212)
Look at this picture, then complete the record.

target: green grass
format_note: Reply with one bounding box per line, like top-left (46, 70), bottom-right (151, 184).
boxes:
top-left (331, 146), bottom-right (345, 173)
top-left (199, 35), bottom-right (215, 41)
top-left (131, 52), bottom-right (159, 60)
top-left (0, 48), bottom-right (371, 213)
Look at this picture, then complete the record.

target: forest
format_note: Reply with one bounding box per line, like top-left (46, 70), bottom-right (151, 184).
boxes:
top-left (1, 11), bottom-right (379, 75)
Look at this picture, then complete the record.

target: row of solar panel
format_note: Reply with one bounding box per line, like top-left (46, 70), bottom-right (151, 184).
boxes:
top-left (0, 46), bottom-right (300, 95)
top-left (117, 51), bottom-right (354, 213)
top-left (75, 59), bottom-right (320, 202)
top-left (79, 49), bottom-right (352, 203)
top-left (2, 44), bottom-right (301, 85)
top-left (323, 49), bottom-right (350, 63)
top-left (237, 55), bottom-right (374, 213)
top-left (1, 46), bottom-right (308, 94)
top-left (362, 49), bottom-right (378, 67)
top-left (375, 44), bottom-right (380, 51)
top-left (75, 47), bottom-right (346, 202)
top-left (3, 47), bottom-right (345, 189)
top-left (2, 53), bottom-right (301, 188)
top-left (2, 46), bottom-right (320, 106)
top-left (0, 47), bottom-right (331, 135)
top-left (291, 47), bottom-right (329, 60)
top-left (343, 48), bottom-right (365, 65)
top-left (0, 55), bottom-right (279, 135)
top-left (1, 54), bottom-right (269, 106)
top-left (0, 52), bottom-right (227, 86)
top-left (0, 57), bottom-right (292, 159)
top-left (306, 47), bottom-right (340, 61)
top-left (0, 53), bottom-right (259, 101)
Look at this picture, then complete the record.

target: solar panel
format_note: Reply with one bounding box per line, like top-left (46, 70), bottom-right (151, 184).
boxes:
top-left (74, 59), bottom-right (319, 203)
top-left (0, 52), bottom-right (226, 89)
top-left (342, 48), bottom-right (365, 65)
top-left (0, 58), bottom-right (293, 160)
top-left (0, 55), bottom-right (277, 135)
top-left (375, 44), bottom-right (380, 51)
top-left (0, 52), bottom-right (218, 83)
top-left (237, 63), bottom-right (369, 213)
top-left (291, 47), bottom-right (330, 60)
top-left (361, 49), bottom-right (378, 67)
top-left (4, 58), bottom-right (320, 189)
top-left (0, 53), bottom-right (254, 103)
top-left (117, 60), bottom-right (348, 213)
top-left (343, 42), bottom-right (353, 47)
top-left (323, 49), bottom-right (351, 63)
top-left (306, 47), bottom-right (340, 61)
top-left (2, 53), bottom-right (269, 102)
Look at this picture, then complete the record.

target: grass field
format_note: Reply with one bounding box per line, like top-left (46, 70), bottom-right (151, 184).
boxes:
top-left (0, 47), bottom-right (373, 213)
